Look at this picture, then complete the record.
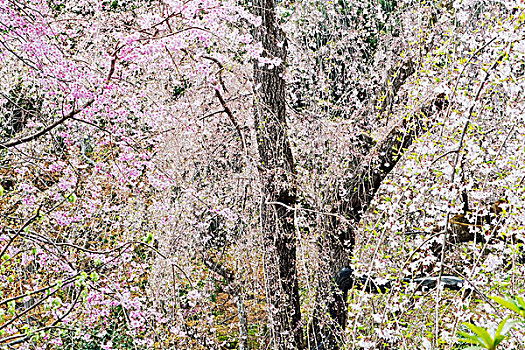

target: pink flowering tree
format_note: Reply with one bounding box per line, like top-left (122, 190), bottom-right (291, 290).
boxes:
top-left (0, 0), bottom-right (261, 348)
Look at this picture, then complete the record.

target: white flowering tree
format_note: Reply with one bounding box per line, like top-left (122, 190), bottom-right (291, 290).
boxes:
top-left (1, 0), bottom-right (524, 349)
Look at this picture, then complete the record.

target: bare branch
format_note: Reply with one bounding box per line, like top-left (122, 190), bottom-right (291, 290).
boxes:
top-left (1, 99), bottom-right (94, 149)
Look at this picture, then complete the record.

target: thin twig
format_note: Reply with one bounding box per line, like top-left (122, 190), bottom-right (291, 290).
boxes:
top-left (433, 52), bottom-right (505, 346)
top-left (0, 204), bottom-right (42, 260)
top-left (265, 201), bottom-right (347, 221)
top-left (1, 287), bottom-right (83, 345)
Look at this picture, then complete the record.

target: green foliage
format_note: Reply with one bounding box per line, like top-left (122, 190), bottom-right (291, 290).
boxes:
top-left (67, 193), bottom-right (77, 203)
top-left (458, 317), bottom-right (517, 350)
top-left (458, 295), bottom-right (525, 349)
top-left (491, 296), bottom-right (525, 319)
top-left (143, 232), bottom-right (153, 245)
top-left (48, 1), bottom-right (66, 13)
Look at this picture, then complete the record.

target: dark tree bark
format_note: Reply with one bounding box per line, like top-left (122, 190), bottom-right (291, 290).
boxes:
top-left (252, 0), bottom-right (304, 349)
top-left (249, 1), bottom-right (448, 348)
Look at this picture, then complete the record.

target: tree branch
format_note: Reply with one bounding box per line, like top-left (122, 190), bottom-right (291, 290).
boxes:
top-left (339, 94), bottom-right (448, 225)
top-left (1, 99), bottom-right (94, 149)
top-left (1, 43), bottom-right (121, 149)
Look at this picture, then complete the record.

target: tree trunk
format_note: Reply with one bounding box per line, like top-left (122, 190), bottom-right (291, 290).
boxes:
top-left (252, 0), bottom-right (304, 349)
top-left (237, 291), bottom-right (249, 350)
top-left (309, 94), bottom-right (448, 349)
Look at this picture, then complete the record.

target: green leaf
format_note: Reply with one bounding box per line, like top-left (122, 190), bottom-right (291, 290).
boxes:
top-left (493, 317), bottom-right (518, 347)
top-left (143, 232), bottom-right (153, 244)
top-left (464, 323), bottom-right (492, 348)
top-left (493, 335), bottom-right (506, 347)
top-left (0, 184), bottom-right (4, 197)
top-left (458, 330), bottom-right (483, 345)
top-left (7, 301), bottom-right (15, 315)
top-left (495, 317), bottom-right (517, 337)
top-left (52, 297), bottom-right (61, 307)
top-left (67, 193), bottom-right (77, 203)
top-left (76, 272), bottom-right (88, 286)
top-left (516, 296), bottom-right (525, 311)
top-left (90, 271), bottom-right (99, 282)
top-left (491, 296), bottom-right (525, 317)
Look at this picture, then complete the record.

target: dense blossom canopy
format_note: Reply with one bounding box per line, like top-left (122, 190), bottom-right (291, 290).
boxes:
top-left (0, 0), bottom-right (524, 349)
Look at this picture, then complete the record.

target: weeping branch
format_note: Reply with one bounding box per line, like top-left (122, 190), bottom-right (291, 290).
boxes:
top-left (317, 94), bottom-right (449, 340)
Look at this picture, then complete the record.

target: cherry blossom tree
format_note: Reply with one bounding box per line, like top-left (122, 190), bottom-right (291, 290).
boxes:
top-left (0, 0), bottom-right (260, 348)
top-left (256, 0), bottom-right (525, 348)
top-left (0, 0), bottom-right (524, 349)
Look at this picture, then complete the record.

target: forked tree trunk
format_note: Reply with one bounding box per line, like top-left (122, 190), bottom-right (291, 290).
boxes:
top-left (309, 94), bottom-right (448, 349)
top-left (252, 0), bottom-right (304, 349)
top-left (250, 0), bottom-right (447, 347)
